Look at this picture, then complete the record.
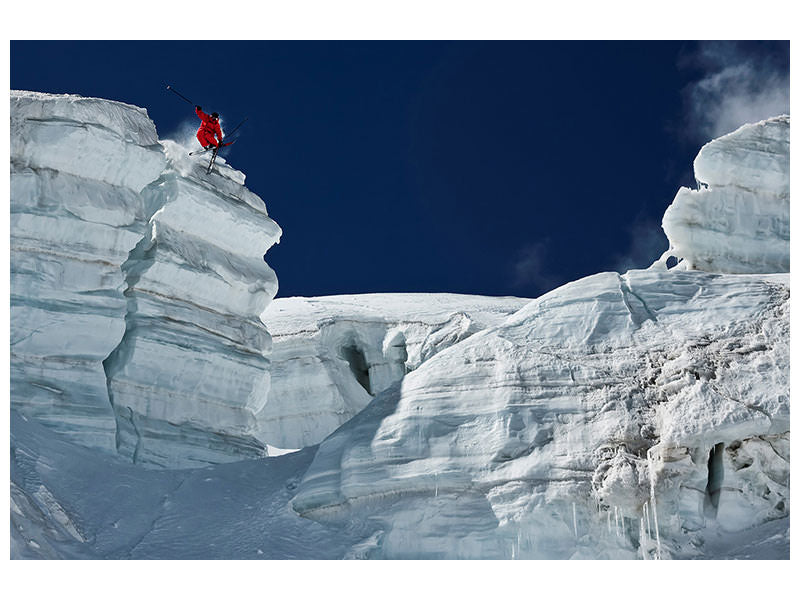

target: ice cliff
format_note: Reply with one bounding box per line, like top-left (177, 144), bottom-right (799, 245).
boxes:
top-left (10, 91), bottom-right (523, 467)
top-left (11, 91), bottom-right (281, 467)
top-left (291, 270), bottom-right (788, 558)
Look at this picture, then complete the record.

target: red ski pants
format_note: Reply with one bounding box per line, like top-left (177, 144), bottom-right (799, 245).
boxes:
top-left (197, 130), bottom-right (219, 147)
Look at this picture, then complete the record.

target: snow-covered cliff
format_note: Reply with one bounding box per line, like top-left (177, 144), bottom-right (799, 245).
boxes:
top-left (11, 91), bottom-right (281, 467)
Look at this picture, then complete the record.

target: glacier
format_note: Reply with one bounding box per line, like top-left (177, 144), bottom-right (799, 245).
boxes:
top-left (9, 92), bottom-right (790, 560)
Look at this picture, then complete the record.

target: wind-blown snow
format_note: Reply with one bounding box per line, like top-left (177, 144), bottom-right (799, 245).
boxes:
top-left (9, 94), bottom-right (790, 559)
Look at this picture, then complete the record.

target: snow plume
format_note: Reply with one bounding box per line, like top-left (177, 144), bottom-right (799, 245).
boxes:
top-left (510, 240), bottom-right (562, 296)
top-left (164, 118), bottom-right (203, 151)
top-left (160, 118), bottom-right (201, 177)
top-left (681, 41), bottom-right (789, 142)
top-left (612, 215), bottom-right (669, 273)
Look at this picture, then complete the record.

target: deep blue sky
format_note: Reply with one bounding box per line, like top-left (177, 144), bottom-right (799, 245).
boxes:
top-left (10, 41), bottom-right (789, 298)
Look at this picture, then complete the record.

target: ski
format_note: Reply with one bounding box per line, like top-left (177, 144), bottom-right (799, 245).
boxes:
top-left (206, 147), bottom-right (219, 174)
top-left (188, 139), bottom-right (237, 156)
top-left (223, 117), bottom-right (249, 140)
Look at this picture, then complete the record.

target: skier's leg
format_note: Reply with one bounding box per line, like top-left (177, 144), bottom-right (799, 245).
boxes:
top-left (197, 131), bottom-right (215, 149)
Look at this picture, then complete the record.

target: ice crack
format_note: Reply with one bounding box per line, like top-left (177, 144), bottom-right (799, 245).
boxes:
top-left (619, 274), bottom-right (658, 327)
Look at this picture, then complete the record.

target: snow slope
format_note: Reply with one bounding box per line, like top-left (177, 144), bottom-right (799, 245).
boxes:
top-left (11, 411), bottom-right (359, 559)
top-left (11, 91), bottom-right (281, 467)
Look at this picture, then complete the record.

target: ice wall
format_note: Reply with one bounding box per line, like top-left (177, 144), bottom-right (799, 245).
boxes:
top-left (291, 270), bottom-right (789, 559)
top-left (10, 91), bottom-right (281, 467)
top-left (662, 116), bottom-right (789, 273)
top-left (260, 293), bottom-right (529, 448)
top-left (11, 91), bottom-right (168, 450)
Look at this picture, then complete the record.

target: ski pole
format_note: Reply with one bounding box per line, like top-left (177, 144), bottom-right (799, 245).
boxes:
top-left (222, 117), bottom-right (249, 141)
top-left (166, 84), bottom-right (194, 105)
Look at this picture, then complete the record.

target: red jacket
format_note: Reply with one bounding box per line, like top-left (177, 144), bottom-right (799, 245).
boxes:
top-left (196, 107), bottom-right (223, 141)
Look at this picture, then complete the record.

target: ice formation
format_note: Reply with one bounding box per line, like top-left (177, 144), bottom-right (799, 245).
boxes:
top-left (662, 116), bottom-right (789, 274)
top-left (291, 269), bottom-right (788, 558)
top-left (11, 91), bottom-right (281, 467)
top-left (260, 293), bottom-right (529, 448)
top-left (9, 93), bottom-right (790, 559)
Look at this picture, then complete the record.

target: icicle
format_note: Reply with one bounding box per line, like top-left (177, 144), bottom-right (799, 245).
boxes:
top-left (572, 502), bottom-right (578, 538)
top-left (622, 515), bottom-right (626, 539)
top-left (644, 501), bottom-right (651, 540)
top-left (607, 510), bottom-right (611, 533)
top-left (639, 517), bottom-right (648, 560)
top-left (648, 448), bottom-right (662, 559)
top-left (614, 506), bottom-right (620, 537)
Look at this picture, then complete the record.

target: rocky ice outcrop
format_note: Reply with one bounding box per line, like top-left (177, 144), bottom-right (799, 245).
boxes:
top-left (259, 294), bottom-right (529, 448)
top-left (10, 91), bottom-right (281, 467)
top-left (662, 116), bottom-right (789, 274)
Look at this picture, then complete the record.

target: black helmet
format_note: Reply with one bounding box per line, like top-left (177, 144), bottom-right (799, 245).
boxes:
top-left (211, 112), bottom-right (219, 119)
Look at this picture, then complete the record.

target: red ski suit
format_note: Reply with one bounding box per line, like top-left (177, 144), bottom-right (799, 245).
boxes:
top-left (195, 107), bottom-right (223, 147)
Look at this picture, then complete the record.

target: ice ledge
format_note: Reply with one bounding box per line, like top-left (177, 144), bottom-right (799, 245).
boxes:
top-left (11, 90), bottom-right (159, 146)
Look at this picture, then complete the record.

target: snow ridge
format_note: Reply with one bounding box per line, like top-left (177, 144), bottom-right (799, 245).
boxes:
top-left (291, 270), bottom-right (789, 559)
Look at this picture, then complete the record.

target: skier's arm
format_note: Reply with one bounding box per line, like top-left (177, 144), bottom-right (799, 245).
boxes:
top-left (195, 106), bottom-right (210, 121)
top-left (215, 122), bottom-right (224, 145)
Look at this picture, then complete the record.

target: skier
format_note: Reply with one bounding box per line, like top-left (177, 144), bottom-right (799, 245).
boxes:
top-left (195, 105), bottom-right (223, 150)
